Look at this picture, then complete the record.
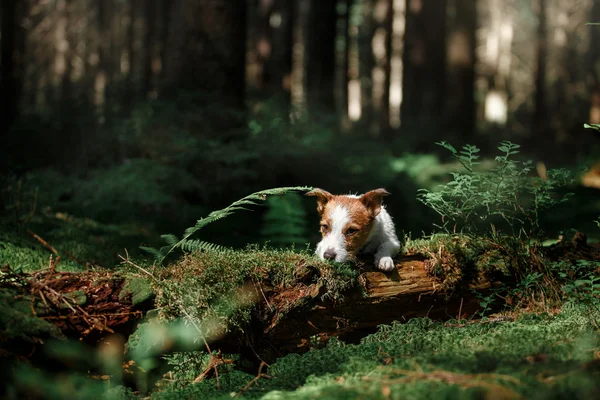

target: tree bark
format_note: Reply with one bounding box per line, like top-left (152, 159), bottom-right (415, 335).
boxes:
top-left (445, 0), bottom-right (476, 141)
top-left (265, 0), bottom-right (295, 105)
top-left (531, 0), bottom-right (548, 153)
top-left (401, 0), bottom-right (447, 146)
top-left (126, 0), bottom-right (136, 99)
top-left (0, 0), bottom-right (26, 135)
top-left (165, 0), bottom-right (247, 124)
top-left (380, 0), bottom-right (394, 136)
top-left (359, 0), bottom-right (376, 128)
top-left (305, 0), bottom-right (337, 113)
top-left (142, 0), bottom-right (157, 98)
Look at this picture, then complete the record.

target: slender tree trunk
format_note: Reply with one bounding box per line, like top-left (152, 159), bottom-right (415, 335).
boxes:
top-left (445, 0), bottom-right (476, 141)
top-left (380, 0), bottom-right (394, 136)
top-left (401, 0), bottom-right (447, 146)
top-left (305, 0), bottom-right (337, 113)
top-left (142, 0), bottom-right (157, 98)
top-left (126, 0), bottom-right (136, 99)
top-left (166, 0), bottom-right (247, 127)
top-left (95, 0), bottom-right (110, 111)
top-left (532, 0), bottom-right (548, 152)
top-left (588, 0), bottom-right (600, 126)
top-left (0, 0), bottom-right (26, 135)
top-left (265, 0), bottom-right (294, 106)
top-left (342, 0), bottom-right (353, 123)
top-left (59, 0), bottom-right (74, 103)
top-left (359, 0), bottom-right (376, 128)
top-left (158, 0), bottom-right (172, 95)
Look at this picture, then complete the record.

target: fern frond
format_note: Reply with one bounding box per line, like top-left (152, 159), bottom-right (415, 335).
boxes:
top-left (152, 186), bottom-right (312, 264)
top-left (161, 234), bottom-right (179, 246)
top-left (180, 240), bottom-right (229, 253)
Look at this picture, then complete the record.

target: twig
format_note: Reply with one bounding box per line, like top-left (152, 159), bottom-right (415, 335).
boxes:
top-left (28, 230), bottom-right (59, 256)
top-left (457, 297), bottom-right (464, 320)
top-left (235, 361), bottom-right (272, 397)
top-left (119, 250), bottom-right (156, 280)
top-left (193, 352), bottom-right (234, 384)
top-left (253, 279), bottom-right (272, 312)
top-left (179, 305), bottom-right (222, 389)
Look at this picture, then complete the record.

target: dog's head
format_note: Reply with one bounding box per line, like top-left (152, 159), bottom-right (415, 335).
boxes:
top-left (306, 188), bottom-right (389, 262)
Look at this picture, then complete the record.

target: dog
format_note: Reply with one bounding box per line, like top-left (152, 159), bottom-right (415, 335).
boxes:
top-left (306, 188), bottom-right (401, 271)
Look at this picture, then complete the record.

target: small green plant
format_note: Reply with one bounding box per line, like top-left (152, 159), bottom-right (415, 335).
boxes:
top-left (418, 141), bottom-right (573, 238)
top-left (261, 192), bottom-right (309, 247)
top-left (561, 260), bottom-right (600, 313)
top-left (142, 186), bottom-right (312, 264)
top-left (472, 289), bottom-right (497, 318)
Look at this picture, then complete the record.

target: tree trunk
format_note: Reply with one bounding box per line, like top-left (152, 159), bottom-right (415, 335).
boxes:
top-left (0, 0), bottom-right (26, 135)
top-left (142, 0), bottom-right (157, 98)
top-left (158, 0), bottom-right (172, 91)
top-left (587, 0), bottom-right (600, 127)
top-left (401, 0), bottom-right (447, 147)
top-left (532, 0), bottom-right (548, 153)
top-left (445, 0), bottom-right (476, 141)
top-left (380, 0), bottom-right (394, 136)
top-left (265, 0), bottom-right (295, 105)
top-left (305, 0), bottom-right (337, 113)
top-left (359, 0), bottom-right (376, 129)
top-left (165, 0), bottom-right (247, 124)
top-left (126, 0), bottom-right (136, 100)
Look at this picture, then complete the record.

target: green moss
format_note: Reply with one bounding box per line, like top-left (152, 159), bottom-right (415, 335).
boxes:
top-left (155, 303), bottom-right (599, 399)
top-left (153, 247), bottom-right (356, 334)
top-left (0, 213), bottom-right (153, 273)
top-left (120, 276), bottom-right (155, 306)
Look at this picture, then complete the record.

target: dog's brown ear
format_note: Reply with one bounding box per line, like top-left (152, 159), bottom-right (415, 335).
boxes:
top-left (306, 188), bottom-right (333, 214)
top-left (361, 188), bottom-right (390, 217)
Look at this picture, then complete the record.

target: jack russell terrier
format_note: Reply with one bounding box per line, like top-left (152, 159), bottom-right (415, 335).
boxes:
top-left (306, 188), bottom-right (401, 271)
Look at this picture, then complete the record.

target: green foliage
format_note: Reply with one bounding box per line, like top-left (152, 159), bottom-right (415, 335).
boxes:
top-left (584, 123), bottom-right (600, 132)
top-left (142, 187), bottom-right (313, 265)
top-left (261, 192), bottom-right (309, 247)
top-left (418, 141), bottom-right (574, 237)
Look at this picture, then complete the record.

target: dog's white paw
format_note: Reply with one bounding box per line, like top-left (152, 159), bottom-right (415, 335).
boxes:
top-left (377, 256), bottom-right (395, 271)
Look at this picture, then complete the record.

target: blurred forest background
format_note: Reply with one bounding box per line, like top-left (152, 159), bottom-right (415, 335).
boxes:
top-left (2, 0), bottom-right (600, 249)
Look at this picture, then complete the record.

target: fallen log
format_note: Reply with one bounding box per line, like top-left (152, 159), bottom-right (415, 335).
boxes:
top-left (256, 255), bottom-right (490, 358)
top-left (4, 231), bottom-right (600, 364)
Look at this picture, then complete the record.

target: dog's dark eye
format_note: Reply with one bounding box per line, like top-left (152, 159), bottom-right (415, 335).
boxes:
top-left (346, 228), bottom-right (358, 235)
top-left (320, 224), bottom-right (329, 232)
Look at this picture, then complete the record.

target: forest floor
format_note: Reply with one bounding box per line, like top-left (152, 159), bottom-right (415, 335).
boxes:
top-left (2, 205), bottom-right (600, 400)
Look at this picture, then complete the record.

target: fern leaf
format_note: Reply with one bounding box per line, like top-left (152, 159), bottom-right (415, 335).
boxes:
top-left (161, 234), bottom-right (179, 246)
top-left (155, 186), bottom-right (312, 264)
top-left (139, 246), bottom-right (162, 261)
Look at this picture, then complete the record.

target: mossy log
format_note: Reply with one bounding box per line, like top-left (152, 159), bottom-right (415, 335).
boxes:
top-left (231, 232), bottom-right (600, 359)
top-left (4, 231), bottom-right (600, 363)
top-left (254, 255), bottom-right (490, 357)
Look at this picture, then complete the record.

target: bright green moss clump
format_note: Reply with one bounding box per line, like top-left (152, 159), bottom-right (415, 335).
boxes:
top-left (151, 246), bottom-right (357, 336)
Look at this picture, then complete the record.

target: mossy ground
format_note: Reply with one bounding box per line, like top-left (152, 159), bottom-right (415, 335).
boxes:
top-left (153, 304), bottom-right (600, 399)
top-left (0, 210), bottom-right (154, 272)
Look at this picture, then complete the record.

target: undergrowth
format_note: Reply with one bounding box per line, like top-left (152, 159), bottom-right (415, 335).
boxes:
top-left (418, 141), bottom-right (574, 237)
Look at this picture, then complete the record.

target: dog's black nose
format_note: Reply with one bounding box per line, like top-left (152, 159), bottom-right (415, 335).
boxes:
top-left (324, 249), bottom-right (337, 260)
